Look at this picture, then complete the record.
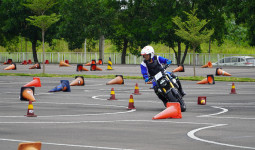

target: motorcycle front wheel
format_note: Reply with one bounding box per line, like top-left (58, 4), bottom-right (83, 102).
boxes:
top-left (167, 89), bottom-right (186, 112)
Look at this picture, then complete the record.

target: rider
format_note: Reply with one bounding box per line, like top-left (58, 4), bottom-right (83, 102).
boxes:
top-left (140, 45), bottom-right (186, 106)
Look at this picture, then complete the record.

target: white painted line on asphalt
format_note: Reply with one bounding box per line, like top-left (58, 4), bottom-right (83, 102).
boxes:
top-left (0, 138), bottom-right (135, 150)
top-left (0, 102), bottom-right (136, 118)
top-left (187, 124), bottom-right (255, 149)
top-left (0, 119), bottom-right (218, 125)
top-left (92, 95), bottom-right (161, 104)
top-left (198, 106), bottom-right (228, 117)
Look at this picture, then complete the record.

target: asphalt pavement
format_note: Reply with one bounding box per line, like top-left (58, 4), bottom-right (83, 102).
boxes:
top-left (0, 63), bottom-right (255, 150)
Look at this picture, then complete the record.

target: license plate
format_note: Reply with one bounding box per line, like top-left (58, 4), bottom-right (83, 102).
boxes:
top-left (155, 72), bottom-right (162, 81)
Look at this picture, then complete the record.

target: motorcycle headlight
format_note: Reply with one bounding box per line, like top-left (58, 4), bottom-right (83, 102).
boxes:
top-left (160, 79), bottom-right (167, 87)
top-left (172, 78), bottom-right (177, 84)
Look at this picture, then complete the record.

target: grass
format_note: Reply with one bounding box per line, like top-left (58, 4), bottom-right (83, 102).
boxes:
top-left (2, 39), bottom-right (255, 55)
top-left (1, 73), bottom-right (255, 82)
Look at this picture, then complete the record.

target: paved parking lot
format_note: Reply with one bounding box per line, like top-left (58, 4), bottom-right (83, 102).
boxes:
top-left (0, 64), bottom-right (255, 150)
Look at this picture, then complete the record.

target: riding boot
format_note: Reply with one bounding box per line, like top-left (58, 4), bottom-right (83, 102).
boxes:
top-left (176, 79), bottom-right (186, 97)
top-left (171, 73), bottom-right (186, 97)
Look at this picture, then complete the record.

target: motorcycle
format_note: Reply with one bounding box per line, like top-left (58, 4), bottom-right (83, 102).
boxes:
top-left (148, 64), bottom-right (186, 112)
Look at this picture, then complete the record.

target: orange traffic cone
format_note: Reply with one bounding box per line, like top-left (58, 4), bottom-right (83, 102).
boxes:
top-left (198, 96), bottom-right (206, 105)
top-left (106, 75), bottom-right (124, 85)
top-left (18, 142), bottom-right (41, 150)
top-left (216, 68), bottom-right (231, 76)
top-left (108, 88), bottom-right (117, 100)
top-left (4, 63), bottom-right (16, 70)
top-left (59, 60), bottom-right (70, 67)
top-left (29, 63), bottom-right (41, 69)
top-left (146, 81), bottom-right (152, 84)
top-left (20, 87), bottom-right (36, 102)
top-left (6, 59), bottom-right (12, 64)
top-left (90, 64), bottom-right (96, 71)
top-left (70, 76), bottom-right (85, 86)
top-left (65, 60), bottom-right (69, 64)
top-left (96, 59), bottom-right (103, 65)
top-left (24, 77), bottom-right (41, 87)
top-left (230, 82), bottom-right (237, 94)
top-left (76, 64), bottom-right (89, 71)
top-left (21, 60), bottom-right (27, 65)
top-left (153, 102), bottom-right (182, 119)
top-left (172, 65), bottom-right (184, 72)
top-left (133, 83), bottom-right (141, 95)
top-left (201, 61), bottom-right (213, 68)
top-left (197, 74), bottom-right (215, 84)
top-left (127, 95), bottom-right (136, 110)
top-left (25, 101), bottom-right (37, 117)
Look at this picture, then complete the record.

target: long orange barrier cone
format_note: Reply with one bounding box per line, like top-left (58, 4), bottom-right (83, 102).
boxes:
top-left (106, 75), bottom-right (124, 85)
top-left (70, 76), bottom-right (85, 86)
top-left (201, 61), bottom-right (213, 68)
top-left (20, 87), bottom-right (36, 102)
top-left (18, 142), bottom-right (41, 150)
top-left (108, 88), bottom-right (117, 100)
top-left (4, 63), bottom-right (16, 70)
top-left (153, 102), bottom-right (182, 119)
top-left (172, 65), bottom-right (184, 72)
top-left (76, 64), bottom-right (89, 71)
top-left (198, 96), bottom-right (206, 105)
top-left (29, 63), bottom-right (41, 69)
top-left (127, 95), bottom-right (136, 110)
top-left (230, 82), bottom-right (237, 94)
top-left (216, 68), bottom-right (231, 76)
top-left (84, 62), bottom-right (92, 66)
top-left (197, 74), bottom-right (215, 84)
top-left (59, 60), bottom-right (71, 67)
top-left (24, 77), bottom-right (41, 87)
top-left (25, 101), bottom-right (37, 117)
top-left (133, 83), bottom-right (141, 95)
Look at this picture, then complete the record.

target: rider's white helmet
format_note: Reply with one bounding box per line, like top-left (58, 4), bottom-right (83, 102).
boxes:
top-left (141, 45), bottom-right (154, 59)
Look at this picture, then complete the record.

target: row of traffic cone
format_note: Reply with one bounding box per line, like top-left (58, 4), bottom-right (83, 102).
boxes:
top-left (3, 63), bottom-right (41, 70)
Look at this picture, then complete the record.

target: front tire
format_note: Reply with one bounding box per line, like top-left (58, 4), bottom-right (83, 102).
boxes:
top-left (167, 88), bottom-right (186, 112)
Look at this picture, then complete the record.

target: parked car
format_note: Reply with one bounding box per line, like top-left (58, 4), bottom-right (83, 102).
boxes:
top-left (212, 56), bottom-right (255, 66)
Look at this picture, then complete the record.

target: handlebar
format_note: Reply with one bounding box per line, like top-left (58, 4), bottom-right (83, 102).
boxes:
top-left (147, 64), bottom-right (171, 82)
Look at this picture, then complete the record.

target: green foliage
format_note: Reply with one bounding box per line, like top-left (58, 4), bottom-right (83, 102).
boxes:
top-left (23, 0), bottom-right (57, 15)
top-left (26, 13), bottom-right (60, 31)
top-left (172, 9), bottom-right (214, 48)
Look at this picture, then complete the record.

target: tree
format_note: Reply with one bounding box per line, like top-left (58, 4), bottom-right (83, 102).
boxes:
top-left (110, 0), bottom-right (154, 64)
top-left (24, 0), bottom-right (60, 74)
top-left (173, 9), bottom-right (214, 76)
top-left (59, 0), bottom-right (117, 62)
top-left (0, 0), bottom-right (59, 63)
top-left (226, 0), bottom-right (255, 46)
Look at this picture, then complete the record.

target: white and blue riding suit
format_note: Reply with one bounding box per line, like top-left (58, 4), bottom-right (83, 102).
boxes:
top-left (140, 55), bottom-right (172, 87)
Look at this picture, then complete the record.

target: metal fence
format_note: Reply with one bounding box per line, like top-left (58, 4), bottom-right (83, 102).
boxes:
top-left (1, 52), bottom-right (255, 65)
